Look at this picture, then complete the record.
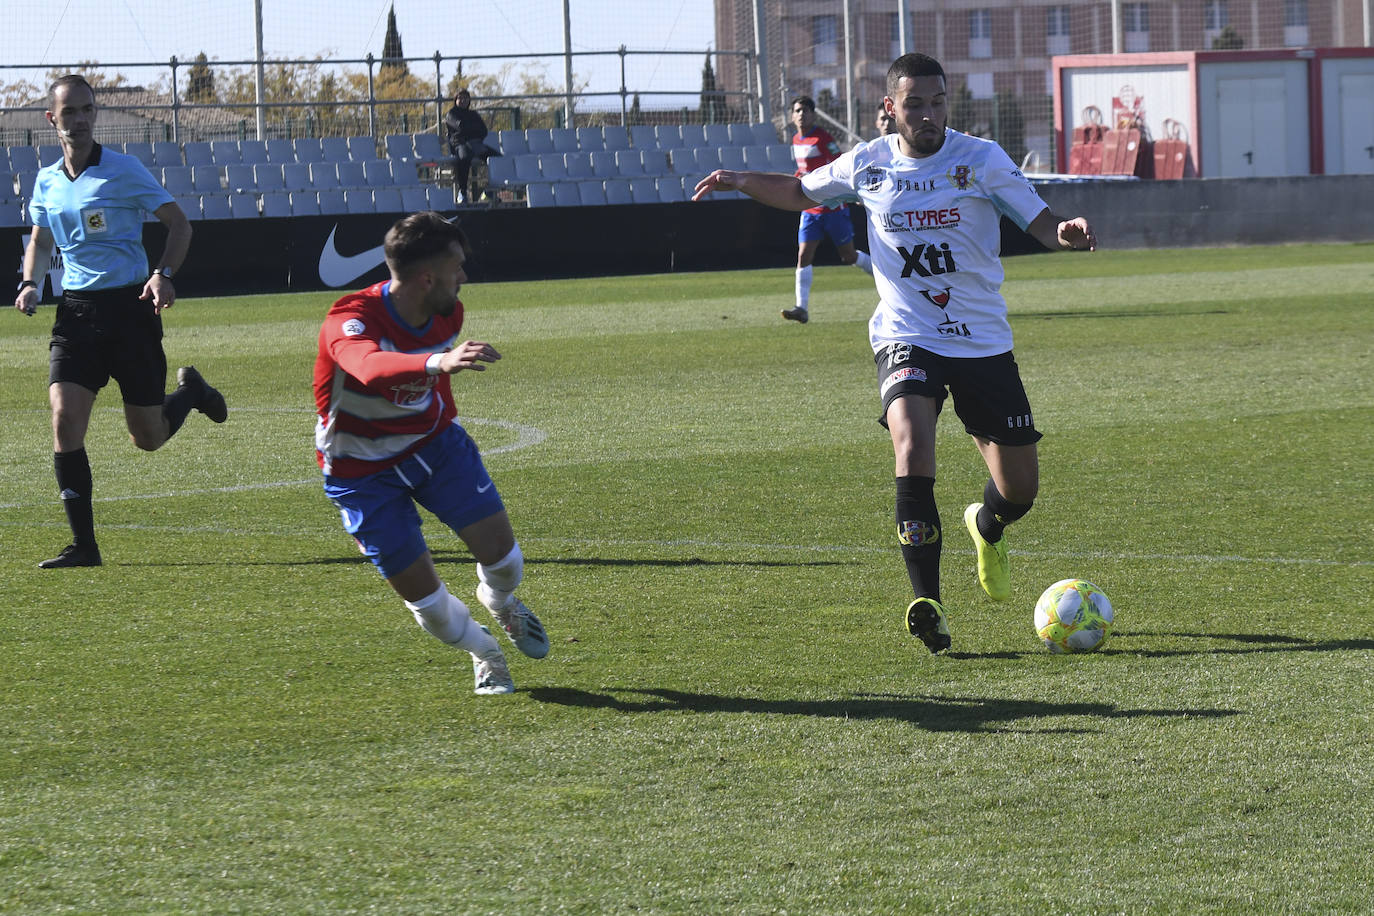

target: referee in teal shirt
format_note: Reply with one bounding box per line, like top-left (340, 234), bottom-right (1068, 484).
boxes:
top-left (13, 75), bottom-right (228, 568)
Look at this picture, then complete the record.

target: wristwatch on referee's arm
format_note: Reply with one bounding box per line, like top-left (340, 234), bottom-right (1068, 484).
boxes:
top-left (18, 279), bottom-right (38, 315)
top-left (151, 266), bottom-right (174, 280)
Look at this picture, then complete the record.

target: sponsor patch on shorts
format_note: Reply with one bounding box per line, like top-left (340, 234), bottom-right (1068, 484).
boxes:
top-left (881, 366), bottom-right (927, 397)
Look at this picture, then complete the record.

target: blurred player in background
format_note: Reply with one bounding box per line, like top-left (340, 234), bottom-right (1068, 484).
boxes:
top-left (14, 74), bottom-right (226, 569)
top-left (782, 95), bottom-right (873, 324)
top-left (314, 211), bottom-right (548, 695)
top-left (694, 54), bottom-right (1096, 652)
top-left (876, 102), bottom-right (898, 137)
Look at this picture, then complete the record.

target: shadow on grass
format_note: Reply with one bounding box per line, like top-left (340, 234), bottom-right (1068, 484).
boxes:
top-left (945, 632), bottom-right (1374, 660)
top-left (527, 686), bottom-right (1238, 734)
top-left (128, 552), bottom-right (847, 570)
top-left (1022, 308), bottom-right (1229, 320)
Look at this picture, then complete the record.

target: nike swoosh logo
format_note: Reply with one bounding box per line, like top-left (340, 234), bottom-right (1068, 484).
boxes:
top-left (476, 481), bottom-right (494, 494)
top-left (318, 225), bottom-right (386, 288)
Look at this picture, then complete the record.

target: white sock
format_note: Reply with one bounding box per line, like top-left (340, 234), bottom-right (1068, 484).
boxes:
top-left (476, 542), bottom-right (523, 609)
top-left (854, 251), bottom-right (873, 275)
top-left (794, 265), bottom-right (812, 310)
top-left (405, 585), bottom-right (500, 655)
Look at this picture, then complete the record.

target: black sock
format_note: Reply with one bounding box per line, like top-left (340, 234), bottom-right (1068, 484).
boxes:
top-left (54, 448), bottom-right (97, 548)
top-left (896, 475), bottom-right (941, 601)
top-left (162, 384), bottom-right (197, 438)
top-left (977, 478), bottom-right (1034, 543)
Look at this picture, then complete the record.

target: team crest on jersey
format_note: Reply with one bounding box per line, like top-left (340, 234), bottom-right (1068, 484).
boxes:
top-left (919, 288), bottom-right (953, 309)
top-left (83, 209), bottom-right (107, 233)
top-left (946, 165), bottom-right (976, 190)
top-left (341, 318), bottom-right (366, 336)
top-left (861, 166), bottom-right (885, 192)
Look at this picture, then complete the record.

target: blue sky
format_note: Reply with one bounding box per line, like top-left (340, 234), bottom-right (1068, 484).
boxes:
top-left (12, 0), bottom-right (718, 106)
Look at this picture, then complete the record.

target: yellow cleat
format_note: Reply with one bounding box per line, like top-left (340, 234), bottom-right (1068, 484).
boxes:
top-left (964, 503), bottom-right (1011, 601)
top-left (906, 597), bottom-right (951, 654)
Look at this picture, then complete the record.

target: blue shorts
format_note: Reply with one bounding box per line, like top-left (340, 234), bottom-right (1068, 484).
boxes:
top-left (798, 207), bottom-right (854, 246)
top-left (323, 423), bottom-right (505, 578)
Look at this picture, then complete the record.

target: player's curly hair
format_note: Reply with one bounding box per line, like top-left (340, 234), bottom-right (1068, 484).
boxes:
top-left (886, 53), bottom-right (946, 95)
top-left (384, 211), bottom-right (471, 274)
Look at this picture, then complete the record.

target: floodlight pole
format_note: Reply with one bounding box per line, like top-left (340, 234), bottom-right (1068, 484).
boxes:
top-left (753, 0), bottom-right (770, 122)
top-left (843, 0), bottom-right (855, 138)
top-left (253, 0), bottom-right (266, 140)
top-left (897, 0), bottom-right (910, 56)
top-left (562, 0), bottom-right (575, 128)
top-left (1110, 0), bottom-right (1123, 53)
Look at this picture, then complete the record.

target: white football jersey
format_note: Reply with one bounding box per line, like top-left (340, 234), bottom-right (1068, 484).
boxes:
top-left (800, 129), bottom-right (1050, 357)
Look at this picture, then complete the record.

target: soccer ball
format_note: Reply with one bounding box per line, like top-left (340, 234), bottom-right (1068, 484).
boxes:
top-left (1034, 579), bottom-right (1114, 653)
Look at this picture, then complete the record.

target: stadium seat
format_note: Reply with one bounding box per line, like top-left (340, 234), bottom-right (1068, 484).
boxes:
top-left (309, 162), bottom-right (339, 190)
top-left (512, 154), bottom-right (542, 184)
top-left (192, 166), bottom-right (222, 192)
top-left (0, 204), bottom-right (24, 227)
top-left (175, 195), bottom-right (201, 219)
top-left (0, 149), bottom-right (11, 173)
top-left (182, 142), bottom-right (214, 167)
top-left (225, 164), bottom-right (256, 191)
top-left (123, 142), bottom-right (155, 167)
top-left (639, 150), bottom-right (671, 176)
top-left (317, 189), bottom-right (346, 214)
top-left (400, 185), bottom-right (430, 211)
top-left (629, 125), bottom-right (658, 149)
top-left (152, 141), bottom-right (182, 168)
top-left (0, 170), bottom-right (14, 203)
top-left (536, 154), bottom-right (567, 182)
top-left (575, 127), bottom-right (604, 153)
top-left (260, 191), bottom-right (290, 218)
top-left (372, 187), bottom-right (403, 213)
top-left (486, 156), bottom-right (516, 188)
top-left (718, 147), bottom-right (746, 171)
top-left (767, 145), bottom-right (795, 172)
top-left (726, 123), bottom-right (756, 145)
top-left (703, 124), bottom-right (731, 147)
top-left (550, 128), bottom-right (579, 154)
top-left (265, 138), bottom-right (296, 163)
top-left (15, 170), bottom-right (37, 200)
top-left (613, 149), bottom-right (644, 176)
top-left (211, 141), bottom-right (241, 165)
top-left (228, 192), bottom-right (258, 218)
top-left (293, 138), bottom-right (324, 163)
top-left (363, 159), bottom-right (395, 186)
top-left (321, 137), bottom-right (351, 162)
top-left (552, 182), bottom-right (580, 206)
top-left (752, 122), bottom-right (781, 145)
top-left (348, 136), bottom-right (377, 162)
top-left (412, 132), bottom-right (444, 161)
top-left (602, 126), bottom-right (631, 152)
top-left (564, 152), bottom-right (594, 180)
top-left (200, 194), bottom-right (231, 219)
top-left (495, 130), bottom-right (528, 157)
top-left (603, 178), bottom-right (633, 205)
top-left (657, 176), bottom-right (688, 203)
top-left (289, 191), bottom-right (320, 216)
top-left (390, 161), bottom-right (421, 186)
top-left (425, 185), bottom-right (453, 210)
top-left (577, 180), bottom-right (607, 206)
top-left (280, 162), bottom-right (311, 190)
top-left (37, 144), bottom-right (61, 165)
top-left (336, 161), bottom-right (366, 189)
top-left (629, 177), bottom-right (658, 204)
top-left (680, 124), bottom-right (708, 147)
top-left (8, 147), bottom-right (40, 172)
top-left (344, 189), bottom-right (374, 214)
top-left (253, 163), bottom-right (285, 191)
top-left (525, 183), bottom-right (556, 207)
top-left (651, 125), bottom-right (681, 150)
top-left (239, 140), bottom-right (269, 164)
top-left (523, 129), bottom-right (554, 155)
top-left (589, 150), bottom-right (618, 179)
top-left (384, 134), bottom-right (412, 161)
top-left (160, 166), bottom-right (195, 195)
top-left (693, 148), bottom-right (723, 173)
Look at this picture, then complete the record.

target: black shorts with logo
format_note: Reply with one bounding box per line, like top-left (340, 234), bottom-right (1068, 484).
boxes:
top-left (49, 284), bottom-right (167, 407)
top-left (874, 343), bottom-right (1042, 446)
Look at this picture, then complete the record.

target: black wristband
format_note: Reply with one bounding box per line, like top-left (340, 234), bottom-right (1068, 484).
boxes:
top-left (18, 279), bottom-right (37, 291)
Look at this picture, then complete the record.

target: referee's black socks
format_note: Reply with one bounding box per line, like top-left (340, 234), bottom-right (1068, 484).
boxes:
top-left (54, 448), bottom-right (97, 548)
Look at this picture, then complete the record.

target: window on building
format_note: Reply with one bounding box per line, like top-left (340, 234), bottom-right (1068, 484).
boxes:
top-left (1203, 0), bottom-right (1228, 47)
top-left (813, 15), bottom-right (839, 67)
top-left (1123, 2), bottom-right (1150, 52)
top-left (967, 72), bottom-right (995, 100)
top-left (1283, 0), bottom-right (1308, 45)
top-left (969, 9), bottom-right (993, 59)
top-left (1047, 6), bottom-right (1071, 55)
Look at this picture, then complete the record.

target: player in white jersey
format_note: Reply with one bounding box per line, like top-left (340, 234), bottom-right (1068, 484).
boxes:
top-left (693, 53), bottom-right (1096, 653)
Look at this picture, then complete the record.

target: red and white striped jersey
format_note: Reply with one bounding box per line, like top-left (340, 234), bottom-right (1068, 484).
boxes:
top-left (314, 281), bottom-right (463, 477)
top-left (791, 127), bottom-right (844, 215)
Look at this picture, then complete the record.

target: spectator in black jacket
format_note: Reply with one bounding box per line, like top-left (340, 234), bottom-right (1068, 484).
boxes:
top-left (443, 89), bottom-right (500, 204)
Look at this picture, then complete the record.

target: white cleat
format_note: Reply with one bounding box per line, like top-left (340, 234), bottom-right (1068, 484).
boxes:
top-left (472, 646), bottom-right (515, 696)
top-left (478, 587), bottom-right (551, 659)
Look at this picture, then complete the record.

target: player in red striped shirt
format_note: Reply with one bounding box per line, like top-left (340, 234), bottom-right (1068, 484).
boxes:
top-left (314, 212), bottom-right (549, 695)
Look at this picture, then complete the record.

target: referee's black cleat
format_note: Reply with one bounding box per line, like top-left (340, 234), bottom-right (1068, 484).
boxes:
top-left (39, 543), bottom-right (102, 569)
top-left (906, 597), bottom-right (951, 654)
top-left (780, 306), bottom-right (809, 324)
top-left (176, 366), bottom-right (228, 423)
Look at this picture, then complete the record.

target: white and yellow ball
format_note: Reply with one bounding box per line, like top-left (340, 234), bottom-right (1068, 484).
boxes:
top-left (1034, 579), bottom-right (1114, 653)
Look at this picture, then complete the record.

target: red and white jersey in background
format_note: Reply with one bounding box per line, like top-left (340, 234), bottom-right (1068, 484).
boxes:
top-left (791, 127), bottom-right (844, 215)
top-left (314, 281), bottom-right (463, 477)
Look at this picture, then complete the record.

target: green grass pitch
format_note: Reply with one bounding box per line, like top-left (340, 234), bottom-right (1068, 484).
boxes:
top-left (1, 243), bottom-right (1371, 913)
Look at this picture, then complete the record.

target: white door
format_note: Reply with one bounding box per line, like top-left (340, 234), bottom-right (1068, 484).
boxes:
top-left (1216, 77), bottom-right (1288, 177)
top-left (1337, 74), bottom-right (1374, 175)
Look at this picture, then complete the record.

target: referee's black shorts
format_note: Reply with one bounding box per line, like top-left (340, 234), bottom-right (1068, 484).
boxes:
top-left (49, 284), bottom-right (167, 407)
top-left (875, 342), bottom-right (1043, 446)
